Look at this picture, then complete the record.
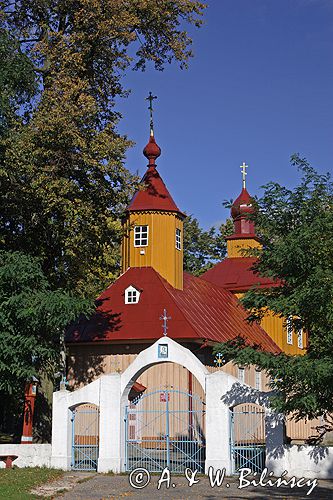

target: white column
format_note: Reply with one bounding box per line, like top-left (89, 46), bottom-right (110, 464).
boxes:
top-left (265, 408), bottom-right (287, 475)
top-left (50, 390), bottom-right (72, 470)
top-left (205, 373), bottom-right (233, 474)
top-left (98, 374), bottom-right (122, 473)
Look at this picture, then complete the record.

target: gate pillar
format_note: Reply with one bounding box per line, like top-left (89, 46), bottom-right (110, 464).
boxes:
top-left (98, 374), bottom-right (122, 473)
top-left (265, 408), bottom-right (285, 475)
top-left (205, 373), bottom-right (233, 474)
top-left (51, 390), bottom-right (73, 470)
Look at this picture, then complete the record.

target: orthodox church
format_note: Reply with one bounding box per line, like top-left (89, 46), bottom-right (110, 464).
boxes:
top-left (66, 109), bottom-right (305, 411)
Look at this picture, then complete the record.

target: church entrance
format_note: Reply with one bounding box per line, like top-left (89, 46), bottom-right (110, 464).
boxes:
top-left (124, 387), bottom-right (205, 473)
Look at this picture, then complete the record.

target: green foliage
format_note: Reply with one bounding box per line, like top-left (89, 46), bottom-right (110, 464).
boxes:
top-left (0, 251), bottom-right (92, 394)
top-left (0, 29), bottom-right (37, 134)
top-left (214, 157), bottom-right (333, 435)
top-left (183, 215), bottom-right (233, 275)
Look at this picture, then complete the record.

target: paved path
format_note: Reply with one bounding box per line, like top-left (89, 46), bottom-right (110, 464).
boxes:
top-left (54, 473), bottom-right (333, 500)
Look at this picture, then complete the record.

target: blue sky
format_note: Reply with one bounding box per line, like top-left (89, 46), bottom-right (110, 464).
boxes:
top-left (117, 0), bottom-right (333, 229)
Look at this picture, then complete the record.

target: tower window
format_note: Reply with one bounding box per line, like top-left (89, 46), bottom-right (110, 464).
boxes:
top-left (175, 228), bottom-right (182, 250)
top-left (134, 225), bottom-right (149, 247)
top-left (286, 316), bottom-right (293, 345)
top-left (125, 286), bottom-right (140, 304)
top-left (297, 327), bottom-right (303, 349)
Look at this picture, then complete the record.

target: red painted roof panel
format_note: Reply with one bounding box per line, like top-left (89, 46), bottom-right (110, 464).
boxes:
top-left (201, 257), bottom-right (279, 292)
top-left (127, 166), bottom-right (183, 214)
top-left (66, 267), bottom-right (280, 354)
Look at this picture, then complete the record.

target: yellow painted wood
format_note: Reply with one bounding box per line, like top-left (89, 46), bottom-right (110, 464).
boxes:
top-left (235, 293), bottom-right (307, 355)
top-left (227, 237), bottom-right (261, 258)
top-left (121, 211), bottom-right (184, 290)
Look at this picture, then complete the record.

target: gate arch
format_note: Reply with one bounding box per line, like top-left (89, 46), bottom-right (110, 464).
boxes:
top-left (120, 338), bottom-right (208, 473)
top-left (71, 403), bottom-right (99, 471)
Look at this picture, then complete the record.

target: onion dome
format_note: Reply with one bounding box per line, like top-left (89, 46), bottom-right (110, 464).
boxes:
top-left (143, 134), bottom-right (161, 166)
top-left (230, 187), bottom-right (256, 237)
top-left (231, 187), bottom-right (255, 219)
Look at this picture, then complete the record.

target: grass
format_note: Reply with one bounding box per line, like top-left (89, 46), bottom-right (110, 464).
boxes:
top-left (0, 467), bottom-right (64, 499)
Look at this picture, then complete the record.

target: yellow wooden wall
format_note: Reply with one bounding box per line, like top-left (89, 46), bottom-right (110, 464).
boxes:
top-left (227, 237), bottom-right (261, 258)
top-left (122, 211), bottom-right (183, 290)
top-left (234, 293), bottom-right (306, 355)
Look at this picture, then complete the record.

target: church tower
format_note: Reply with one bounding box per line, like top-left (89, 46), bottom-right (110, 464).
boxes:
top-left (226, 162), bottom-right (261, 258)
top-left (121, 94), bottom-right (185, 290)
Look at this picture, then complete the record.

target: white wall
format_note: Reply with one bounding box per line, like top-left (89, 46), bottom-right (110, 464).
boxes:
top-left (268, 444), bottom-right (333, 479)
top-left (0, 444), bottom-right (51, 468)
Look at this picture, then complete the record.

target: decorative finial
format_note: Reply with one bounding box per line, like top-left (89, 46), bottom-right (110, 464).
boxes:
top-left (214, 352), bottom-right (224, 367)
top-left (160, 308), bottom-right (171, 336)
top-left (145, 91), bottom-right (157, 136)
top-left (240, 162), bottom-right (248, 189)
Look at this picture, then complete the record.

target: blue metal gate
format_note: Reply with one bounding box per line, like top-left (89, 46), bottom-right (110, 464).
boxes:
top-left (125, 388), bottom-right (205, 472)
top-left (230, 403), bottom-right (266, 473)
top-left (71, 403), bottom-right (99, 471)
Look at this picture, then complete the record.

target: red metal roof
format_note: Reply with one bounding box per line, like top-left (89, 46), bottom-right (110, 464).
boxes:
top-left (66, 267), bottom-right (280, 354)
top-left (201, 257), bottom-right (278, 292)
top-left (127, 166), bottom-right (183, 215)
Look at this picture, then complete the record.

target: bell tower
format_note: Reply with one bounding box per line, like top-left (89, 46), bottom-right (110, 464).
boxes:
top-left (121, 94), bottom-right (185, 290)
top-left (226, 162), bottom-right (261, 258)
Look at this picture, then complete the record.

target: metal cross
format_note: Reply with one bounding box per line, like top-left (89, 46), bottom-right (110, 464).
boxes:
top-left (145, 91), bottom-right (157, 135)
top-left (160, 308), bottom-right (171, 336)
top-left (240, 162), bottom-right (248, 189)
top-left (214, 352), bottom-right (224, 367)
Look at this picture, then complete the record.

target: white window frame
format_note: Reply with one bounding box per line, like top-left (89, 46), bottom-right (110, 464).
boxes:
top-left (175, 228), bottom-right (182, 250)
top-left (125, 285), bottom-right (140, 304)
top-left (255, 370), bottom-right (262, 391)
top-left (134, 225), bottom-right (149, 247)
top-left (286, 316), bottom-right (293, 345)
top-left (297, 327), bottom-right (303, 349)
top-left (238, 367), bottom-right (245, 384)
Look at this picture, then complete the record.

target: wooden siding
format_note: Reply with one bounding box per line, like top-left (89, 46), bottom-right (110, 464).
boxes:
top-left (234, 294), bottom-right (307, 356)
top-left (122, 211), bottom-right (183, 290)
top-left (227, 238), bottom-right (261, 258)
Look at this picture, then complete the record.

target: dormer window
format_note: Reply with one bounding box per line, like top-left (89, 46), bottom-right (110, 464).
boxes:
top-left (134, 225), bottom-right (149, 247)
top-left (125, 286), bottom-right (140, 304)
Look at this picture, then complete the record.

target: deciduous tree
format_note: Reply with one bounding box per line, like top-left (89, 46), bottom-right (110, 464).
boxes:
top-left (0, 0), bottom-right (206, 296)
top-left (213, 156), bottom-right (333, 439)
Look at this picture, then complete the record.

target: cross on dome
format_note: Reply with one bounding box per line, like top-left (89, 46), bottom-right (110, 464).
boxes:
top-left (145, 91), bottom-right (157, 136)
top-left (240, 162), bottom-right (248, 189)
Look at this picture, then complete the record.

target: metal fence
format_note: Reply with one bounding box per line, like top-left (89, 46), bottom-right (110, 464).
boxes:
top-left (230, 403), bottom-right (266, 473)
top-left (125, 388), bottom-right (206, 473)
top-left (71, 403), bottom-right (99, 471)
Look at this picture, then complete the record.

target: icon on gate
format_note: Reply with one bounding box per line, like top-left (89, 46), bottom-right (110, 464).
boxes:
top-left (160, 391), bottom-right (170, 402)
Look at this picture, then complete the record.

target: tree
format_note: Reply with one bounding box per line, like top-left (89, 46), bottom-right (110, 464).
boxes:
top-left (183, 215), bottom-right (233, 275)
top-left (0, 29), bottom-right (36, 136)
top-left (213, 156), bottom-right (333, 439)
top-left (0, 251), bottom-right (92, 395)
top-left (0, 0), bottom-right (206, 296)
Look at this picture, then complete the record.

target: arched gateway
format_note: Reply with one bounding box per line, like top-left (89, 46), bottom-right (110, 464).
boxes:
top-left (119, 338), bottom-right (208, 473)
top-left (51, 337), bottom-right (284, 475)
